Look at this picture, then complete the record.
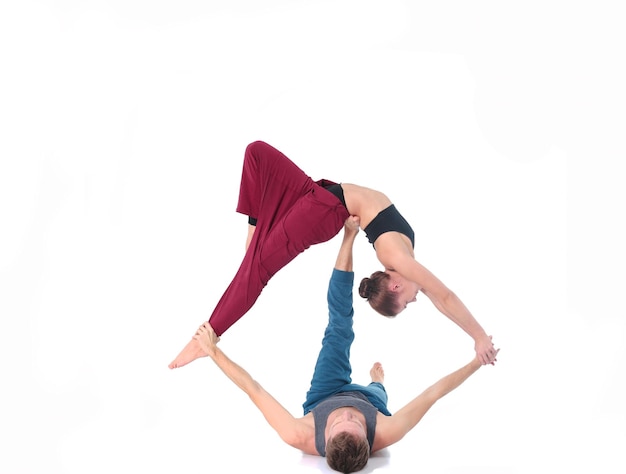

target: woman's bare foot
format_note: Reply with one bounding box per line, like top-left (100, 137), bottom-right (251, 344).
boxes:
top-left (168, 338), bottom-right (208, 369)
top-left (370, 362), bottom-right (385, 383)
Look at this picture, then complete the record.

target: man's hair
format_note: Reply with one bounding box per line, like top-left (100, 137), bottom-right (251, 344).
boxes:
top-left (325, 431), bottom-right (370, 473)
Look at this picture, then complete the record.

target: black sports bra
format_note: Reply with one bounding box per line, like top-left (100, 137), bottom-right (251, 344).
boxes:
top-left (322, 183), bottom-right (347, 209)
top-left (363, 205), bottom-right (415, 248)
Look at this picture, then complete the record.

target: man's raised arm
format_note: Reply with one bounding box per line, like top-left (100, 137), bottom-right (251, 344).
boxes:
top-left (335, 216), bottom-right (360, 272)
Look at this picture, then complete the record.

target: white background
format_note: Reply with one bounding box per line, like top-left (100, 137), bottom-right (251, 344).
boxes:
top-left (1, 1), bottom-right (624, 473)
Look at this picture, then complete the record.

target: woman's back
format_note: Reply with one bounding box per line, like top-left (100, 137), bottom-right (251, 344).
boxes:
top-left (341, 183), bottom-right (392, 229)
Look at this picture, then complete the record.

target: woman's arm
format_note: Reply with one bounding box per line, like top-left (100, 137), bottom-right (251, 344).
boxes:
top-left (194, 323), bottom-right (312, 450)
top-left (381, 239), bottom-right (496, 365)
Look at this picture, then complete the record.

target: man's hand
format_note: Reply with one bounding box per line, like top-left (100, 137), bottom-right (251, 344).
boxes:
top-left (193, 322), bottom-right (220, 358)
top-left (474, 334), bottom-right (500, 365)
top-left (344, 215), bottom-right (360, 235)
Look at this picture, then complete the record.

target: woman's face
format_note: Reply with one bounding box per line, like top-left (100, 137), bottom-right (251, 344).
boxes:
top-left (388, 275), bottom-right (419, 314)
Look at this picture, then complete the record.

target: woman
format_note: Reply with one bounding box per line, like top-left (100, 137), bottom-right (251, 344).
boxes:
top-left (168, 140), bottom-right (496, 369)
top-left (348, 183), bottom-right (496, 364)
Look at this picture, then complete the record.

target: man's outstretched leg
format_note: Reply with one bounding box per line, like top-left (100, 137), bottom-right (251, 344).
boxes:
top-left (302, 219), bottom-right (360, 413)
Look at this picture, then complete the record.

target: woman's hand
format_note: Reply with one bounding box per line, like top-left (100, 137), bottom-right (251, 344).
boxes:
top-left (193, 322), bottom-right (220, 358)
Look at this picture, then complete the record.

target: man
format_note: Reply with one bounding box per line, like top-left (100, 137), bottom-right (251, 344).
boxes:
top-left (193, 217), bottom-right (499, 473)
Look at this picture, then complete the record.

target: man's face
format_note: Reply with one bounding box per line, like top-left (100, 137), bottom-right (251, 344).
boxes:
top-left (326, 408), bottom-right (367, 443)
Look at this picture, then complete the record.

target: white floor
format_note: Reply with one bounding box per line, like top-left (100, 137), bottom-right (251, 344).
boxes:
top-left (2, 2), bottom-right (625, 473)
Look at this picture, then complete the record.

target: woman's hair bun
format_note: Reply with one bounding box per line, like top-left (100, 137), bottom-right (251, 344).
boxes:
top-left (358, 278), bottom-right (371, 299)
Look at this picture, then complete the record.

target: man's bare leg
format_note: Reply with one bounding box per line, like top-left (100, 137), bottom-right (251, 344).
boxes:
top-left (168, 336), bottom-right (208, 369)
top-left (370, 362), bottom-right (385, 384)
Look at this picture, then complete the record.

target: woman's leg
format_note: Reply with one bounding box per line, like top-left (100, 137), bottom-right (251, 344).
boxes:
top-left (169, 142), bottom-right (347, 368)
top-left (208, 142), bottom-right (347, 335)
top-left (236, 140), bottom-right (314, 224)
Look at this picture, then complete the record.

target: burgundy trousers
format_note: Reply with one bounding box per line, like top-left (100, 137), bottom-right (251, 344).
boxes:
top-left (208, 141), bottom-right (350, 335)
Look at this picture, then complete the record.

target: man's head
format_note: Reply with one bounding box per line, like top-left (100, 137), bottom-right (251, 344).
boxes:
top-left (325, 408), bottom-right (370, 473)
top-left (326, 431), bottom-right (370, 473)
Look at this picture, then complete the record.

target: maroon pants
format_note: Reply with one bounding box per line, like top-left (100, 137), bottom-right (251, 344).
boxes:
top-left (208, 141), bottom-right (350, 335)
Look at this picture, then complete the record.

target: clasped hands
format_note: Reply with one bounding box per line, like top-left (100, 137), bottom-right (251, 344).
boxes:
top-left (475, 334), bottom-right (500, 366)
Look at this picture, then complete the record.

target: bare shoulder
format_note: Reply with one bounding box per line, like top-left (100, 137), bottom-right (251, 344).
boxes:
top-left (372, 413), bottom-right (396, 452)
top-left (375, 232), bottom-right (415, 268)
top-left (290, 415), bottom-right (317, 455)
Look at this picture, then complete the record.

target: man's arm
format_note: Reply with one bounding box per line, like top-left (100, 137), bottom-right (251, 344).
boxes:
top-left (374, 353), bottom-right (495, 450)
top-left (335, 216), bottom-right (360, 272)
top-left (194, 323), bottom-right (311, 450)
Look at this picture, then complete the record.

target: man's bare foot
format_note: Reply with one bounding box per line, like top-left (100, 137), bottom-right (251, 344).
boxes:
top-left (168, 338), bottom-right (208, 369)
top-left (370, 362), bottom-right (385, 384)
